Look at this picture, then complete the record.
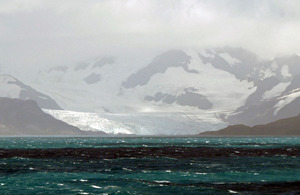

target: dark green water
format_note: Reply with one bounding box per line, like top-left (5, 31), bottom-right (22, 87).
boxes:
top-left (0, 137), bottom-right (299, 194)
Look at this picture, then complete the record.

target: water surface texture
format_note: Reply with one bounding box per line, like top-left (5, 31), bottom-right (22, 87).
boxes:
top-left (0, 137), bottom-right (299, 194)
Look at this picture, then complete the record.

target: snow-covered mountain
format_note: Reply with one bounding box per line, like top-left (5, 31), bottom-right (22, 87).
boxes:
top-left (29, 48), bottom-right (257, 114)
top-left (6, 47), bottom-right (300, 134)
top-left (228, 62), bottom-right (300, 126)
top-left (0, 74), bottom-right (61, 110)
top-left (0, 97), bottom-right (81, 135)
top-left (121, 48), bottom-right (300, 127)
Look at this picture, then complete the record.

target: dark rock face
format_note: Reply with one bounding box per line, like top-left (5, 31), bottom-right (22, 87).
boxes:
top-left (227, 95), bottom-right (300, 127)
top-left (244, 76), bottom-right (280, 106)
top-left (0, 98), bottom-right (83, 135)
top-left (122, 50), bottom-right (195, 88)
top-left (284, 74), bottom-right (300, 93)
top-left (227, 77), bottom-right (281, 126)
top-left (275, 55), bottom-right (300, 77)
top-left (1, 74), bottom-right (62, 110)
top-left (83, 73), bottom-right (101, 84)
top-left (200, 114), bottom-right (300, 136)
top-left (74, 62), bottom-right (89, 71)
top-left (198, 47), bottom-right (260, 81)
top-left (145, 88), bottom-right (213, 110)
top-left (228, 74), bottom-right (300, 126)
top-left (74, 57), bottom-right (115, 71)
top-left (93, 57), bottom-right (115, 69)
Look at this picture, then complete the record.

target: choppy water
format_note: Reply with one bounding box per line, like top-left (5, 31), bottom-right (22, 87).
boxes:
top-left (0, 137), bottom-right (299, 194)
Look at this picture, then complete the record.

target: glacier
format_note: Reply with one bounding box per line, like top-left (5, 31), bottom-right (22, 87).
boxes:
top-left (43, 109), bottom-right (226, 135)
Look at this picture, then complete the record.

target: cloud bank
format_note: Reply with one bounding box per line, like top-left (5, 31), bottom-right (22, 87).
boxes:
top-left (1, 0), bottom-right (300, 69)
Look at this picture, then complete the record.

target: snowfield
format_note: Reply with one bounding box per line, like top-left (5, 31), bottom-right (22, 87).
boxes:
top-left (43, 109), bottom-right (133, 135)
top-left (2, 47), bottom-right (300, 132)
top-left (43, 109), bottom-right (226, 135)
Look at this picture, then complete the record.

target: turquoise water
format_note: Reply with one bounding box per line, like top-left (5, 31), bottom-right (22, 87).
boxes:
top-left (0, 136), bottom-right (299, 149)
top-left (0, 137), bottom-right (299, 194)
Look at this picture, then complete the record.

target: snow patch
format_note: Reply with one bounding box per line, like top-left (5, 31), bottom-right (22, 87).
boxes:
top-left (259, 68), bottom-right (275, 79)
top-left (273, 88), bottom-right (300, 115)
top-left (281, 65), bottom-right (292, 78)
top-left (271, 61), bottom-right (278, 70)
top-left (262, 82), bottom-right (291, 100)
top-left (219, 53), bottom-right (241, 66)
top-left (199, 49), bottom-right (215, 58)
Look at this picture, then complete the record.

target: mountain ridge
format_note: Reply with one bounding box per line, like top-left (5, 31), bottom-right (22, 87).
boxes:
top-left (199, 114), bottom-right (300, 136)
top-left (3, 46), bottom-right (300, 134)
top-left (0, 74), bottom-right (62, 110)
top-left (0, 97), bottom-right (106, 136)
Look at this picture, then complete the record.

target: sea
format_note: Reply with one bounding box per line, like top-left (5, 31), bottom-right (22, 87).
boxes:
top-left (0, 137), bottom-right (299, 194)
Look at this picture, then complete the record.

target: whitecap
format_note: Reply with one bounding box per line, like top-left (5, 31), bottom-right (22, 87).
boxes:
top-left (196, 172), bottom-right (208, 175)
top-left (213, 182), bottom-right (225, 184)
top-left (91, 185), bottom-right (102, 189)
top-left (122, 167), bottom-right (132, 171)
top-left (154, 180), bottom-right (171, 183)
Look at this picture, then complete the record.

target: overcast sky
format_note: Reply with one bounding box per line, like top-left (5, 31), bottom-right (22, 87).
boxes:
top-left (1, 0), bottom-right (300, 69)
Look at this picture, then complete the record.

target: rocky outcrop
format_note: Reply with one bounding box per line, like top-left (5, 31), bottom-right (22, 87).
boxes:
top-left (200, 114), bottom-right (300, 136)
top-left (0, 97), bottom-right (105, 135)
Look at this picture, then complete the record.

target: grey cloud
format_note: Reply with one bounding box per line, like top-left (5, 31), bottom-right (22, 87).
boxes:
top-left (1, 0), bottom-right (300, 70)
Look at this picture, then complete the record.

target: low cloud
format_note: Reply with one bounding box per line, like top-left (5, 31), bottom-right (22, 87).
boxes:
top-left (1, 0), bottom-right (300, 69)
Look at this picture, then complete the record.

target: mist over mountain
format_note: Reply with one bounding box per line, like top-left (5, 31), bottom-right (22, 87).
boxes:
top-left (1, 1), bottom-right (300, 135)
top-left (1, 3), bottom-right (300, 195)
top-left (0, 74), bottom-right (61, 110)
top-left (20, 47), bottom-right (300, 117)
top-left (1, 46), bottom-right (300, 135)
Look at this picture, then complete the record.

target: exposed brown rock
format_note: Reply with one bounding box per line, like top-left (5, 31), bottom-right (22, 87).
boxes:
top-left (0, 97), bottom-right (105, 135)
top-left (200, 114), bottom-right (300, 136)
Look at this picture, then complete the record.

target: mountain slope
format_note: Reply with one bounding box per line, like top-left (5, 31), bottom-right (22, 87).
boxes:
top-left (199, 114), bottom-right (300, 136)
top-left (228, 74), bottom-right (300, 126)
top-left (29, 48), bottom-right (258, 113)
top-left (11, 47), bottom-right (300, 134)
top-left (0, 74), bottom-right (62, 110)
top-left (0, 98), bottom-right (82, 135)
